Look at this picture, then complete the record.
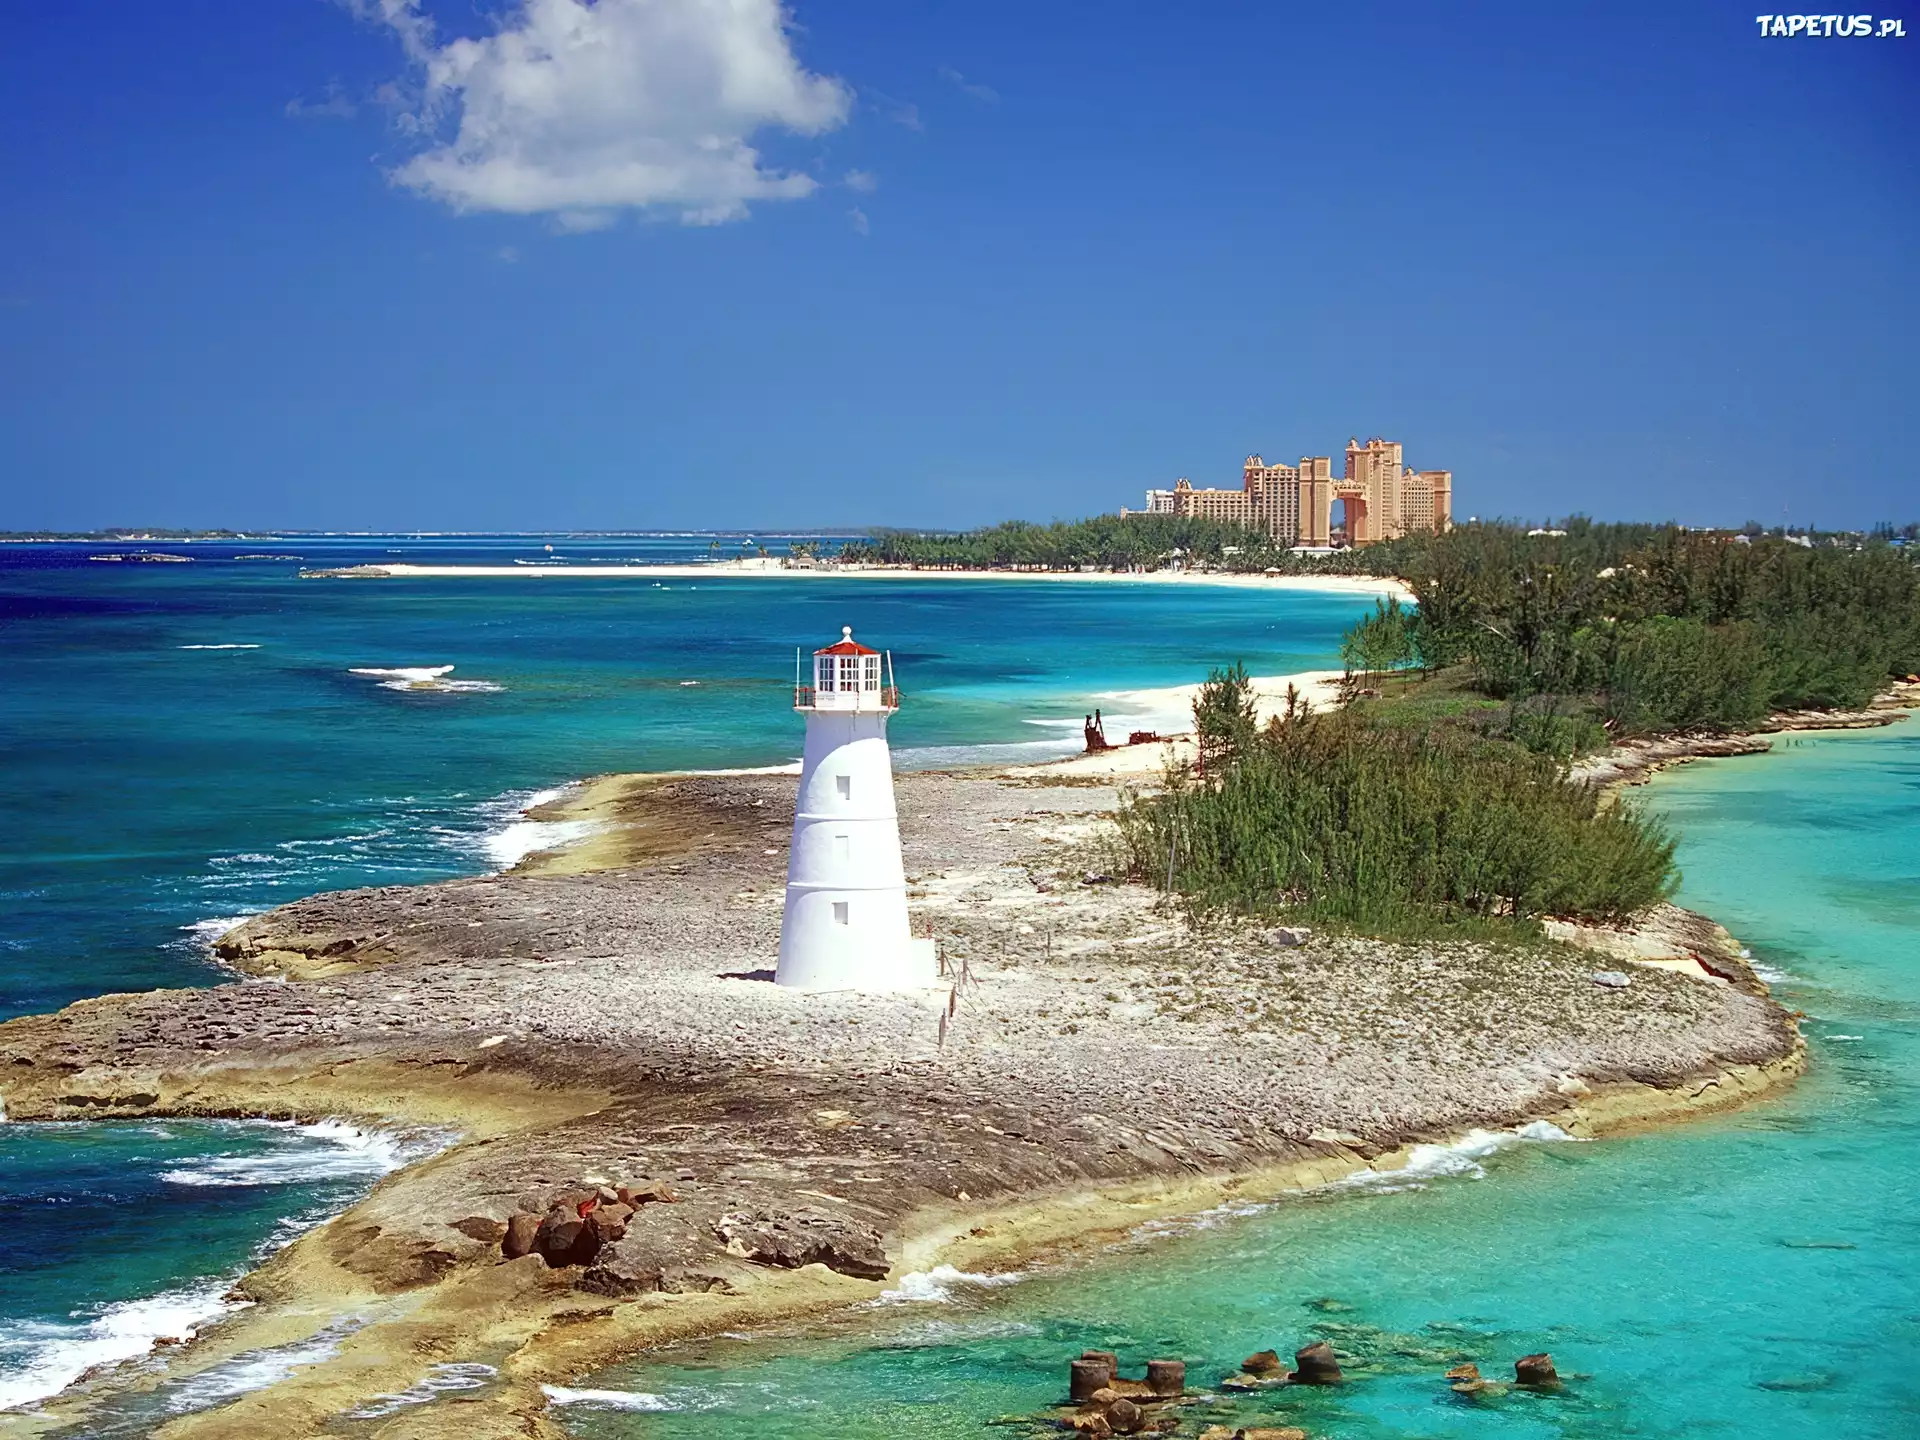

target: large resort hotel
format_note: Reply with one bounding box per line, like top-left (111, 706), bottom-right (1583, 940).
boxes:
top-left (1124, 436), bottom-right (1454, 547)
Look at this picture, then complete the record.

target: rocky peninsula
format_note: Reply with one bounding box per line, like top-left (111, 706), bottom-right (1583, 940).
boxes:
top-left (3, 707), bottom-right (1883, 1438)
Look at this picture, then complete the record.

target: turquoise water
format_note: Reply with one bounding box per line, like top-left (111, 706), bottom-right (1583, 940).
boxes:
top-left (0, 1117), bottom-right (428, 1414)
top-left (561, 725), bottom-right (1920, 1439)
top-left (0, 539), bottom-right (1377, 1415)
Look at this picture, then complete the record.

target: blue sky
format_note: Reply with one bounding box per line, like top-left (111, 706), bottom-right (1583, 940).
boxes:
top-left (1, 1), bottom-right (1914, 532)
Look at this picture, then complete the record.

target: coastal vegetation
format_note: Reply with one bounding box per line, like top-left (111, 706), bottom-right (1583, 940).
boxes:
top-left (1364, 520), bottom-right (1920, 734)
top-left (837, 514), bottom-right (1334, 572)
top-left (1121, 522), bottom-right (1919, 932)
top-left (1118, 666), bottom-right (1677, 935)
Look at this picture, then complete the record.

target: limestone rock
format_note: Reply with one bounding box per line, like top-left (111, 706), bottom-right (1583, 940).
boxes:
top-left (1514, 1352), bottom-right (1560, 1387)
top-left (620, 1182), bottom-right (682, 1206)
top-left (576, 1259), bottom-right (664, 1298)
top-left (501, 1212), bottom-right (541, 1260)
top-left (713, 1206), bottom-right (889, 1279)
top-left (1446, 1360), bottom-right (1497, 1396)
top-left (449, 1215), bottom-right (508, 1244)
top-left (585, 1202), bottom-right (633, 1247)
top-left (1242, 1348), bottom-right (1284, 1376)
top-left (1292, 1339), bottom-right (1343, 1384)
top-left (532, 1206), bottom-right (600, 1267)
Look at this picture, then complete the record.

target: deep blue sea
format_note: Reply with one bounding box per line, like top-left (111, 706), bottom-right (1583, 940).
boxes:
top-left (0, 536), bottom-right (1379, 1418)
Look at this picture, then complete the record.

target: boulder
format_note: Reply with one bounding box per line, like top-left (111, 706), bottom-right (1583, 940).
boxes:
top-left (1292, 1339), bottom-right (1343, 1384)
top-left (501, 1212), bottom-right (541, 1260)
top-left (1514, 1352), bottom-right (1560, 1388)
top-left (1105, 1396), bottom-right (1144, 1434)
top-left (1241, 1349), bottom-right (1284, 1376)
top-left (533, 1207), bottom-right (600, 1268)
top-left (713, 1207), bottom-right (889, 1280)
top-left (1267, 927), bottom-right (1312, 948)
top-left (585, 1203), bottom-right (633, 1247)
top-left (1590, 970), bottom-right (1632, 989)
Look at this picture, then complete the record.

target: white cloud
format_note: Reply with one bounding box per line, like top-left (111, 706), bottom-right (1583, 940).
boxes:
top-left (866, 90), bottom-right (921, 130)
top-left (285, 81), bottom-right (357, 120)
top-left (938, 65), bottom-right (998, 103)
top-left (843, 168), bottom-right (877, 193)
top-left (358, 0), bottom-right (852, 226)
top-left (847, 206), bottom-right (869, 235)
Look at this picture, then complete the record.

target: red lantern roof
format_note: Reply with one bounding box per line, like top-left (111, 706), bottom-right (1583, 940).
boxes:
top-left (814, 626), bottom-right (879, 657)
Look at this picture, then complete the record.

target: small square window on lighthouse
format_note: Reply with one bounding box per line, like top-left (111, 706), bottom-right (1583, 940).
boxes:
top-left (835, 834), bottom-right (851, 862)
top-left (836, 774), bottom-right (851, 800)
top-left (832, 901), bottom-right (849, 925)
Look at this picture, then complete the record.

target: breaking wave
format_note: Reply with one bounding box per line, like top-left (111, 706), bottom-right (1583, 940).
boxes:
top-left (872, 1265), bottom-right (1026, 1306)
top-left (1333, 1121), bottom-right (1581, 1195)
top-left (159, 1120), bottom-right (428, 1190)
top-left (469, 785), bottom-right (600, 871)
top-left (0, 1286), bottom-right (241, 1413)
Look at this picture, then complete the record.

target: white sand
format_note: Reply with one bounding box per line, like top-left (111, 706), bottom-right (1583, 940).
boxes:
top-left (1006, 667), bottom-right (1348, 778)
top-left (318, 558), bottom-right (1413, 601)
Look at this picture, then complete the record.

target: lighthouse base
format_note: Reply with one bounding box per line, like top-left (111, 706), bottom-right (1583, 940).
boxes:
top-left (775, 887), bottom-right (938, 992)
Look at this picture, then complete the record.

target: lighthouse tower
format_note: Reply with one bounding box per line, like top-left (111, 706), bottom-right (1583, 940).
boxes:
top-left (776, 628), bottom-right (936, 991)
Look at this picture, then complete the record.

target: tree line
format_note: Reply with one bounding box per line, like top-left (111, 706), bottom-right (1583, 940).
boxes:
top-left (1346, 519), bottom-right (1920, 731)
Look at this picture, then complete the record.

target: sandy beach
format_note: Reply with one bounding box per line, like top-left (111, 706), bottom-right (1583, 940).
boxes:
top-left (0, 721), bottom-right (1817, 1437)
top-left (299, 556), bottom-right (1416, 601)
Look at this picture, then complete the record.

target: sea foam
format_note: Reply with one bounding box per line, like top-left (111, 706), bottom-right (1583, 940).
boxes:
top-left (348, 665), bottom-right (503, 694)
top-left (158, 1120), bottom-right (427, 1190)
top-left (1335, 1121), bottom-right (1580, 1194)
top-left (471, 785), bottom-right (601, 871)
top-left (0, 1285), bottom-right (241, 1413)
top-left (346, 1362), bottom-right (498, 1418)
top-left (541, 1385), bottom-right (677, 1411)
top-left (872, 1265), bottom-right (1025, 1306)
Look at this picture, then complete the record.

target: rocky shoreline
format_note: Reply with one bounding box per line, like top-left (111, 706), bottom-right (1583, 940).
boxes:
top-left (6, 697), bottom-right (1906, 1438)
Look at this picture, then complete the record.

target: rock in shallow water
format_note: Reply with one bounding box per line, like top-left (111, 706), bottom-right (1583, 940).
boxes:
top-left (1292, 1339), bottom-right (1343, 1384)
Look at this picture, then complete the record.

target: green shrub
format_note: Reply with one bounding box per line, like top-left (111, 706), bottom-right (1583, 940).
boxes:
top-left (1118, 710), bottom-right (1675, 931)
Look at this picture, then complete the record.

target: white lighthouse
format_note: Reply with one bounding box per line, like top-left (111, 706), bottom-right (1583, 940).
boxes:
top-left (776, 628), bottom-right (936, 992)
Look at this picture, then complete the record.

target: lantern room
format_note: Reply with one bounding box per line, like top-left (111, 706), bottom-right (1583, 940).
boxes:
top-left (795, 627), bottom-right (899, 712)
